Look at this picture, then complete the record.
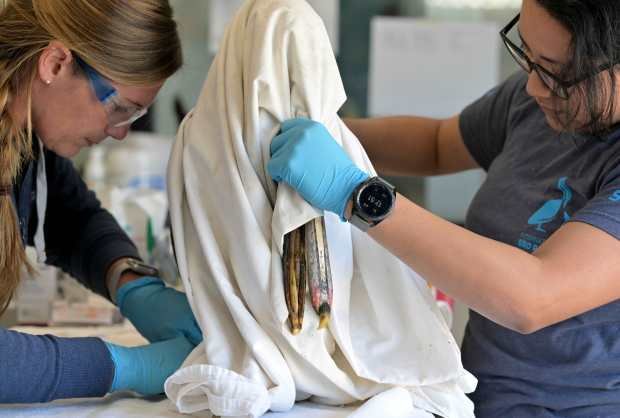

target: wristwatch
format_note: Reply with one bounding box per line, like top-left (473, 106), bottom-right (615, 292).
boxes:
top-left (348, 176), bottom-right (397, 232)
top-left (106, 257), bottom-right (160, 304)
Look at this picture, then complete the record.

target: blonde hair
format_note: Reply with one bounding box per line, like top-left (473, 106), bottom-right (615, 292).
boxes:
top-left (0, 0), bottom-right (182, 313)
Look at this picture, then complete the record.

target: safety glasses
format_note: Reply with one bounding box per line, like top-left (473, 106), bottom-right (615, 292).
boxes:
top-left (75, 55), bottom-right (148, 127)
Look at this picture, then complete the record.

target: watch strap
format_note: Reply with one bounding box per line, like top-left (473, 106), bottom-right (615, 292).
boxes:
top-left (106, 258), bottom-right (159, 304)
top-left (349, 212), bottom-right (374, 232)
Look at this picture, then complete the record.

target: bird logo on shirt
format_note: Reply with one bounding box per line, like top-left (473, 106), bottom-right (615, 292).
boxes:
top-left (527, 177), bottom-right (572, 233)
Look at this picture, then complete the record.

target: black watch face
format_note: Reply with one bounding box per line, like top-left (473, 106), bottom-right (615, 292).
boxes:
top-left (358, 183), bottom-right (393, 220)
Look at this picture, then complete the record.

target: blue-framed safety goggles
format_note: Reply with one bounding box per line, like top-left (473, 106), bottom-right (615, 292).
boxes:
top-left (75, 55), bottom-right (148, 128)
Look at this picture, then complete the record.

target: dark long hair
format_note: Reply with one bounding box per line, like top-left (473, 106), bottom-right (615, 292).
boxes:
top-left (538, 0), bottom-right (620, 134)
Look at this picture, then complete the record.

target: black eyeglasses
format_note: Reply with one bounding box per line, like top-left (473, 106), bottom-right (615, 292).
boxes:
top-left (500, 14), bottom-right (612, 100)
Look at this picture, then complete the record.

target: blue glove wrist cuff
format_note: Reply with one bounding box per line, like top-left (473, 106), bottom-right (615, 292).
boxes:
top-left (337, 170), bottom-right (370, 221)
top-left (104, 342), bottom-right (127, 392)
top-left (116, 276), bottom-right (164, 310)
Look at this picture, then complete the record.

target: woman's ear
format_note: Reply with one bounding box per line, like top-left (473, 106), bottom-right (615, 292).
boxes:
top-left (37, 41), bottom-right (74, 85)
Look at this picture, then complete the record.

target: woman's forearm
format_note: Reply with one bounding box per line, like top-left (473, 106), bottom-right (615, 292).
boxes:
top-left (344, 116), bottom-right (443, 176)
top-left (0, 328), bottom-right (113, 402)
top-left (369, 194), bottom-right (544, 333)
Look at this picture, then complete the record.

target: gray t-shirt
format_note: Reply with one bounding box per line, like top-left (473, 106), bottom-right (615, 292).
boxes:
top-left (459, 72), bottom-right (620, 418)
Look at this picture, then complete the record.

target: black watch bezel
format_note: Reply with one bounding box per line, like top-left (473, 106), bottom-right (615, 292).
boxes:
top-left (351, 177), bottom-right (396, 225)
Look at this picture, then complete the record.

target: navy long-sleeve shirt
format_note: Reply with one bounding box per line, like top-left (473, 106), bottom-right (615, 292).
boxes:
top-left (0, 144), bottom-right (141, 403)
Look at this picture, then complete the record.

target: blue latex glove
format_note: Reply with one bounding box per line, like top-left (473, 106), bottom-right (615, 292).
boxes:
top-left (117, 277), bottom-right (202, 346)
top-left (105, 336), bottom-right (193, 396)
top-left (268, 118), bottom-right (369, 220)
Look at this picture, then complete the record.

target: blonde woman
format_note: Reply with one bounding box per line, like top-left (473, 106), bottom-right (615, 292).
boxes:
top-left (0, 0), bottom-right (199, 402)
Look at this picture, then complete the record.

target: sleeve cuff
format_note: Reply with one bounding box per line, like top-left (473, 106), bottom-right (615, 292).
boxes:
top-left (54, 336), bottom-right (115, 400)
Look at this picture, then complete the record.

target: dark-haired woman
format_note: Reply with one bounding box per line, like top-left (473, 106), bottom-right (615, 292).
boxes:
top-left (267, 0), bottom-right (620, 416)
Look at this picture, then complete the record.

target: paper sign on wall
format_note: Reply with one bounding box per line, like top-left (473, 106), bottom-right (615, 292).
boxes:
top-left (368, 17), bottom-right (500, 223)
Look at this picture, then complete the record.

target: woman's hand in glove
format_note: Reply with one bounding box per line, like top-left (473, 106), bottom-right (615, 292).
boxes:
top-left (105, 336), bottom-right (193, 396)
top-left (268, 118), bottom-right (368, 220)
top-left (117, 277), bottom-right (202, 346)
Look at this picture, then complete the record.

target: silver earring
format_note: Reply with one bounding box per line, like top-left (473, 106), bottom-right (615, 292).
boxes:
top-left (45, 80), bottom-right (51, 85)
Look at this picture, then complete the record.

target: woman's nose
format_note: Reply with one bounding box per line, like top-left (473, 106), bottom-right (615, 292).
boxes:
top-left (105, 125), bottom-right (130, 140)
top-left (525, 70), bottom-right (552, 100)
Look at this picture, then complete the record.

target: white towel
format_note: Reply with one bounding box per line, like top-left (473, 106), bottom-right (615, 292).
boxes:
top-left (165, 1), bottom-right (477, 417)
